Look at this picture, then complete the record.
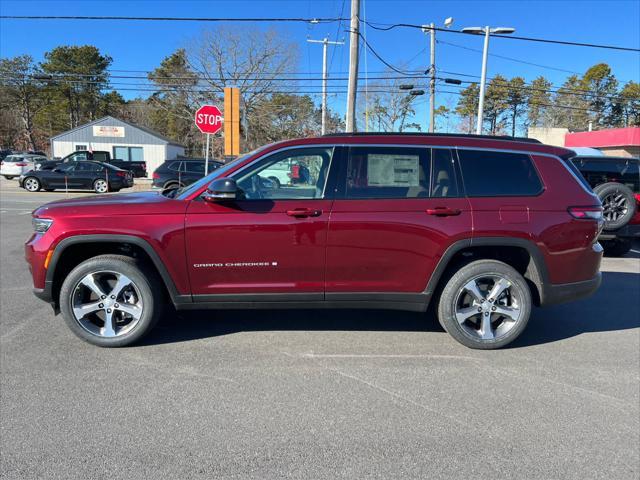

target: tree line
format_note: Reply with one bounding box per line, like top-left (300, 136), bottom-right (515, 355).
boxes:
top-left (453, 65), bottom-right (640, 136)
top-left (1, 26), bottom-right (639, 156)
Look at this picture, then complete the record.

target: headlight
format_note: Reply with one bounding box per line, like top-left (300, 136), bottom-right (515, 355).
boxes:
top-left (32, 217), bottom-right (53, 233)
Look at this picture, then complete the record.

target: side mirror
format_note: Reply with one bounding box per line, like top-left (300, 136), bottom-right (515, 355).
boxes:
top-left (203, 177), bottom-right (238, 202)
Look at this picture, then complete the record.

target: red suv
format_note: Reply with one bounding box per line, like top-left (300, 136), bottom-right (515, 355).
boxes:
top-left (25, 133), bottom-right (604, 349)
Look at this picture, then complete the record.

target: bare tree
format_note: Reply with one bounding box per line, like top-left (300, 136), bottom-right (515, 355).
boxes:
top-left (359, 75), bottom-right (422, 132)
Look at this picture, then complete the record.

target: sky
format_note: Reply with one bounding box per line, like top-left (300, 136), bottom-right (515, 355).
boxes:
top-left (1, 0), bottom-right (639, 131)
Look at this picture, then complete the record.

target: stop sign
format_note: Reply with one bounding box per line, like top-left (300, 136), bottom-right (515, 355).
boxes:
top-left (195, 105), bottom-right (223, 134)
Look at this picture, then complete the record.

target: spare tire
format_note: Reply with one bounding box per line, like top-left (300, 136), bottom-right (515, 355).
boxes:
top-left (594, 182), bottom-right (636, 231)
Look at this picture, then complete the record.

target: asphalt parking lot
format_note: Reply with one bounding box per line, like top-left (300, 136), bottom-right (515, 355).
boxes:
top-left (1, 177), bottom-right (639, 479)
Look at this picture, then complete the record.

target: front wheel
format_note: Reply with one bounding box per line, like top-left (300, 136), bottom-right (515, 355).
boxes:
top-left (59, 255), bottom-right (163, 347)
top-left (23, 176), bottom-right (40, 192)
top-left (93, 179), bottom-right (109, 193)
top-left (437, 260), bottom-right (532, 349)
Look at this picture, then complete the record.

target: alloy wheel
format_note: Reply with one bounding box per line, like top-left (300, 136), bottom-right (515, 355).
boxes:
top-left (71, 271), bottom-right (144, 338)
top-left (454, 274), bottom-right (522, 341)
top-left (94, 179), bottom-right (108, 193)
top-left (602, 192), bottom-right (629, 222)
top-left (24, 178), bottom-right (39, 192)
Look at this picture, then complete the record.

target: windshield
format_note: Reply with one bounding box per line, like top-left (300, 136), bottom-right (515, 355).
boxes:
top-left (173, 146), bottom-right (271, 200)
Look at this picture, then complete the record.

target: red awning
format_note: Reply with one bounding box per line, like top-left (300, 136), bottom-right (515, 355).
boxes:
top-left (565, 127), bottom-right (640, 148)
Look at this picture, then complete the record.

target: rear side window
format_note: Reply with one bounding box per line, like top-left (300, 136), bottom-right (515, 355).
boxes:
top-left (167, 161), bottom-right (182, 172)
top-left (457, 150), bottom-right (543, 197)
top-left (184, 162), bottom-right (205, 174)
top-left (345, 147), bottom-right (430, 199)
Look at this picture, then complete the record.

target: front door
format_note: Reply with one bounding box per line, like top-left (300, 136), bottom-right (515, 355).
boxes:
top-left (325, 146), bottom-right (472, 294)
top-left (185, 146), bottom-right (336, 298)
top-left (46, 163), bottom-right (77, 189)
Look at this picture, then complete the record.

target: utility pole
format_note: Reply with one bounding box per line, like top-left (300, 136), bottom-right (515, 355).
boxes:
top-left (345, 0), bottom-right (360, 132)
top-left (308, 37), bottom-right (344, 135)
top-left (428, 23), bottom-right (436, 133)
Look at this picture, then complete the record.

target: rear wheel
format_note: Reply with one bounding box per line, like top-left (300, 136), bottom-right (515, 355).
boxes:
top-left (59, 255), bottom-right (163, 347)
top-left (93, 179), bottom-right (109, 194)
top-left (268, 176), bottom-right (281, 188)
top-left (23, 176), bottom-right (40, 192)
top-left (594, 183), bottom-right (636, 231)
top-left (437, 260), bottom-right (532, 349)
top-left (601, 238), bottom-right (632, 257)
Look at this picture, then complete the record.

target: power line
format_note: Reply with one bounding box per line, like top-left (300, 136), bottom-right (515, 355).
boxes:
top-left (437, 39), bottom-right (583, 75)
top-left (364, 21), bottom-right (640, 52)
top-left (0, 15), bottom-right (346, 24)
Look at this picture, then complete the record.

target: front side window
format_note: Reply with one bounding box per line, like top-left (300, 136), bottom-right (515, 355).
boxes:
top-left (75, 162), bottom-right (102, 172)
top-left (344, 147), bottom-right (430, 199)
top-left (457, 150), bottom-right (543, 197)
top-left (234, 147), bottom-right (333, 200)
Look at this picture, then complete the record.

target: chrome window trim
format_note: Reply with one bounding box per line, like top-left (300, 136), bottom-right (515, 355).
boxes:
top-left (224, 142), bottom-right (596, 198)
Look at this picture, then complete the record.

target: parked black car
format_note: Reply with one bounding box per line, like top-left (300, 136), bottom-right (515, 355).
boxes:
top-left (152, 159), bottom-right (223, 190)
top-left (572, 155), bottom-right (639, 256)
top-left (35, 150), bottom-right (147, 178)
top-left (19, 161), bottom-right (134, 193)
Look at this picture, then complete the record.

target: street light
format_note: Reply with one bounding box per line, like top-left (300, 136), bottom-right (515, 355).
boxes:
top-left (462, 25), bottom-right (516, 134)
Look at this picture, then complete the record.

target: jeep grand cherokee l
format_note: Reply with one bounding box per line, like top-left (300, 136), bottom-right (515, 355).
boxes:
top-left (25, 133), bottom-right (603, 349)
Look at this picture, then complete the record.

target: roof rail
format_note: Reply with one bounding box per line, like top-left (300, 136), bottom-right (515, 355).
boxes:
top-left (321, 132), bottom-right (542, 144)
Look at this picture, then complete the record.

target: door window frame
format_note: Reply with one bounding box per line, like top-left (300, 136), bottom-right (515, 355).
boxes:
top-left (334, 145), bottom-right (463, 200)
top-left (228, 145), bottom-right (339, 201)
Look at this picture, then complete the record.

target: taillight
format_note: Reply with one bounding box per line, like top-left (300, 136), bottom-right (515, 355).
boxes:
top-left (568, 206), bottom-right (603, 220)
top-left (115, 171), bottom-right (126, 178)
top-left (15, 162), bottom-right (28, 167)
top-left (152, 172), bottom-right (160, 179)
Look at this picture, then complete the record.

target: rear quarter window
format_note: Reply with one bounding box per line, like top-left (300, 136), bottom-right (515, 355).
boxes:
top-left (457, 150), bottom-right (543, 197)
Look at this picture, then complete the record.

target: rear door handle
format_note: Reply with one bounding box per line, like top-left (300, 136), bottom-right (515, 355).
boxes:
top-left (286, 208), bottom-right (322, 218)
top-left (426, 207), bottom-right (462, 217)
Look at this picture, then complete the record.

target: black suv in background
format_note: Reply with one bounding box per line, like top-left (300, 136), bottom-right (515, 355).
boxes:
top-left (152, 159), bottom-right (224, 190)
top-left (573, 155), bottom-right (639, 256)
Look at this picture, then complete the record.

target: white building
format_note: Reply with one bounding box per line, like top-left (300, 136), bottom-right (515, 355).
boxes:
top-left (50, 116), bottom-right (185, 177)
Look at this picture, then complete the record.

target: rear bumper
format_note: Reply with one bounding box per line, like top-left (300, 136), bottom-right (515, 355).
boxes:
top-left (542, 271), bottom-right (602, 306)
top-left (599, 223), bottom-right (640, 240)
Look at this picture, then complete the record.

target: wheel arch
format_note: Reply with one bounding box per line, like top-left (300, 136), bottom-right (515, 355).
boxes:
top-left (46, 235), bottom-right (187, 310)
top-left (424, 237), bottom-right (549, 307)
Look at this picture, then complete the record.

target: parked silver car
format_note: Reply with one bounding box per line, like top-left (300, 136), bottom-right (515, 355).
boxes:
top-left (1, 154), bottom-right (47, 179)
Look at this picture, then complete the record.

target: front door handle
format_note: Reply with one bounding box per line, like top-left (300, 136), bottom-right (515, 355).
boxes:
top-left (426, 207), bottom-right (462, 217)
top-left (286, 208), bottom-right (322, 218)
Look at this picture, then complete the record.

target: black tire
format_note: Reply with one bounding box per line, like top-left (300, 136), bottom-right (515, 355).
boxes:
top-left (23, 176), bottom-right (40, 192)
top-left (601, 238), bottom-right (632, 257)
top-left (437, 260), bottom-right (532, 350)
top-left (3, 175), bottom-right (14, 180)
top-left (594, 182), bottom-right (636, 231)
top-left (59, 255), bottom-right (163, 347)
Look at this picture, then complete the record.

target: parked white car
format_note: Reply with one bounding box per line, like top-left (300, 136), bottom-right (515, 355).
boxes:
top-left (1, 154), bottom-right (47, 179)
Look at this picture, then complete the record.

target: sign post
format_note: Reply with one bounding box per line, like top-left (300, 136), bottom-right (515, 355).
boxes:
top-left (194, 105), bottom-right (224, 176)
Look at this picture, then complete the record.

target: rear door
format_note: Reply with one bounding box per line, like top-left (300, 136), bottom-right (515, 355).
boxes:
top-left (72, 161), bottom-right (103, 188)
top-left (325, 146), bottom-right (472, 295)
top-left (185, 146), bottom-right (337, 297)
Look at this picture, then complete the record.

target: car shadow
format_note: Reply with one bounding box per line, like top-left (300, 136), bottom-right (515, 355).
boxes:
top-left (139, 271), bottom-right (639, 348)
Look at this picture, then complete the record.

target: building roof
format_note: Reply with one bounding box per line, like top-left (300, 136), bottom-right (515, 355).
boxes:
top-left (50, 116), bottom-right (185, 147)
top-left (564, 127), bottom-right (640, 148)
